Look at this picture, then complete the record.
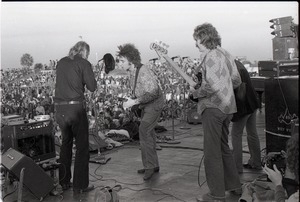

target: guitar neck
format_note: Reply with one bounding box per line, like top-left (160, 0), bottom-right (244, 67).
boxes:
top-left (164, 56), bottom-right (196, 87)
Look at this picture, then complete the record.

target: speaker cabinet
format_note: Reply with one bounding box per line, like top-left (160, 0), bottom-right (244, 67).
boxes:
top-left (1, 148), bottom-right (55, 200)
top-left (1, 120), bottom-right (56, 163)
top-left (264, 76), bottom-right (299, 153)
top-left (272, 37), bottom-right (298, 60)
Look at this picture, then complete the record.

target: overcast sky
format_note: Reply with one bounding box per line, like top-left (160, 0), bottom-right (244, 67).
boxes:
top-left (1, 1), bottom-right (298, 69)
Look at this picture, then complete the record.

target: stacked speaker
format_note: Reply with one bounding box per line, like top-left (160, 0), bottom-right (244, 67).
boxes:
top-left (270, 16), bottom-right (298, 60)
top-left (259, 16), bottom-right (299, 153)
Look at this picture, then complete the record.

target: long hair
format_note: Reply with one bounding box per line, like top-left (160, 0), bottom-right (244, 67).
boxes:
top-left (286, 132), bottom-right (299, 183)
top-left (68, 41), bottom-right (90, 60)
top-left (116, 43), bottom-right (141, 67)
top-left (193, 23), bottom-right (221, 50)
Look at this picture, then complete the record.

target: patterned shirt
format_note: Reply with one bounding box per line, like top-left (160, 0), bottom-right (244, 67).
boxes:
top-left (133, 63), bottom-right (164, 107)
top-left (193, 46), bottom-right (241, 115)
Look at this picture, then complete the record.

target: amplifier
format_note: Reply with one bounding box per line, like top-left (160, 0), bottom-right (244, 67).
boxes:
top-left (1, 115), bottom-right (25, 126)
top-left (1, 120), bottom-right (56, 164)
top-left (258, 60), bottom-right (298, 77)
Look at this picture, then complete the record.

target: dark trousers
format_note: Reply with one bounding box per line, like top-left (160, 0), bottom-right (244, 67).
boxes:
top-left (55, 103), bottom-right (90, 189)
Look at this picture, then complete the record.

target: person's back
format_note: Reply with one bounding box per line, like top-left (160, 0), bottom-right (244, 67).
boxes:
top-left (54, 41), bottom-right (96, 194)
top-left (232, 60), bottom-right (261, 122)
top-left (55, 55), bottom-right (96, 102)
top-left (231, 60), bottom-right (262, 173)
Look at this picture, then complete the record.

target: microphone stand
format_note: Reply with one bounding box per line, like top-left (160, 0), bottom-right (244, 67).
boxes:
top-left (167, 57), bottom-right (180, 144)
top-left (179, 57), bottom-right (191, 130)
top-left (91, 62), bottom-right (108, 164)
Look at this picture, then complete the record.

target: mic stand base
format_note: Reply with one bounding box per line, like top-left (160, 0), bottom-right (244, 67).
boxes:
top-left (166, 139), bottom-right (181, 144)
top-left (89, 150), bottom-right (111, 164)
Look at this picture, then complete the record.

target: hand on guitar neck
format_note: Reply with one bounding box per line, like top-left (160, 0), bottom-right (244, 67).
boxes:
top-left (150, 41), bottom-right (199, 89)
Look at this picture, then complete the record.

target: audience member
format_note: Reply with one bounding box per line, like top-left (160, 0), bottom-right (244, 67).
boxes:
top-left (263, 132), bottom-right (299, 202)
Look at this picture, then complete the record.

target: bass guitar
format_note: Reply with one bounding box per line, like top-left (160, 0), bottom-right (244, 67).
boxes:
top-left (150, 41), bottom-right (202, 90)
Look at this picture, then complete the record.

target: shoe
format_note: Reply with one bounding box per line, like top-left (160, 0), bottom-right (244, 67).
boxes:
top-left (139, 146), bottom-right (162, 150)
top-left (229, 187), bottom-right (242, 196)
top-left (196, 193), bottom-right (226, 202)
top-left (143, 169), bottom-right (155, 181)
top-left (73, 185), bottom-right (95, 194)
top-left (137, 167), bottom-right (160, 174)
top-left (61, 182), bottom-right (73, 191)
top-left (156, 145), bottom-right (162, 150)
top-left (243, 163), bottom-right (262, 170)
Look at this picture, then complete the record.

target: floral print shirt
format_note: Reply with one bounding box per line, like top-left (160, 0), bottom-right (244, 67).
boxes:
top-left (131, 63), bottom-right (164, 107)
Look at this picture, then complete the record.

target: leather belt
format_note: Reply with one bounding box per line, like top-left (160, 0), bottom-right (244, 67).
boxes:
top-left (54, 101), bottom-right (82, 105)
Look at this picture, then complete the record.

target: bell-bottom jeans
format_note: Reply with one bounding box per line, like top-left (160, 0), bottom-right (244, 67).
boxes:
top-left (202, 108), bottom-right (241, 198)
top-left (55, 103), bottom-right (90, 190)
top-left (139, 101), bottom-right (162, 170)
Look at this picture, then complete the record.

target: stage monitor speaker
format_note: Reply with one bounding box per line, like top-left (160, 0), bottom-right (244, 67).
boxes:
top-left (1, 148), bottom-right (55, 201)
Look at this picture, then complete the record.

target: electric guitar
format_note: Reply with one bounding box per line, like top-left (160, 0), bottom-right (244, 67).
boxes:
top-left (120, 96), bottom-right (142, 118)
top-left (150, 41), bottom-right (202, 90)
top-left (122, 96), bottom-right (138, 110)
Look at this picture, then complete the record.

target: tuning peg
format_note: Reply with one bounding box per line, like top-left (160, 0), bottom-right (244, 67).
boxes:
top-left (150, 43), bottom-right (155, 50)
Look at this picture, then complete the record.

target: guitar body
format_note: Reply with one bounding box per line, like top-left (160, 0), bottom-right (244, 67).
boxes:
top-left (131, 104), bottom-right (142, 118)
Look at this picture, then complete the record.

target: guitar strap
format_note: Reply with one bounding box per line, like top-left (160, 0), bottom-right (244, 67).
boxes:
top-left (194, 53), bottom-right (208, 89)
top-left (130, 64), bottom-right (143, 118)
top-left (132, 64), bottom-right (142, 99)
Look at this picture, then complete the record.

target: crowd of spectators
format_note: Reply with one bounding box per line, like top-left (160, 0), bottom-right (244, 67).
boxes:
top-left (1, 57), bottom-right (200, 133)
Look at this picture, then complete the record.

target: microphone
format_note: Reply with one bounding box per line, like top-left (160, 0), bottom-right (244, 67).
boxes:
top-left (171, 56), bottom-right (180, 60)
top-left (149, 58), bottom-right (159, 62)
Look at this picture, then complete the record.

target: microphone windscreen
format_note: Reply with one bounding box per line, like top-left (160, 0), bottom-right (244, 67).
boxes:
top-left (103, 53), bottom-right (115, 74)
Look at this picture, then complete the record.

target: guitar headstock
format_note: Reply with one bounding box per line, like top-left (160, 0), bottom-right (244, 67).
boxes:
top-left (150, 41), bottom-right (169, 59)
